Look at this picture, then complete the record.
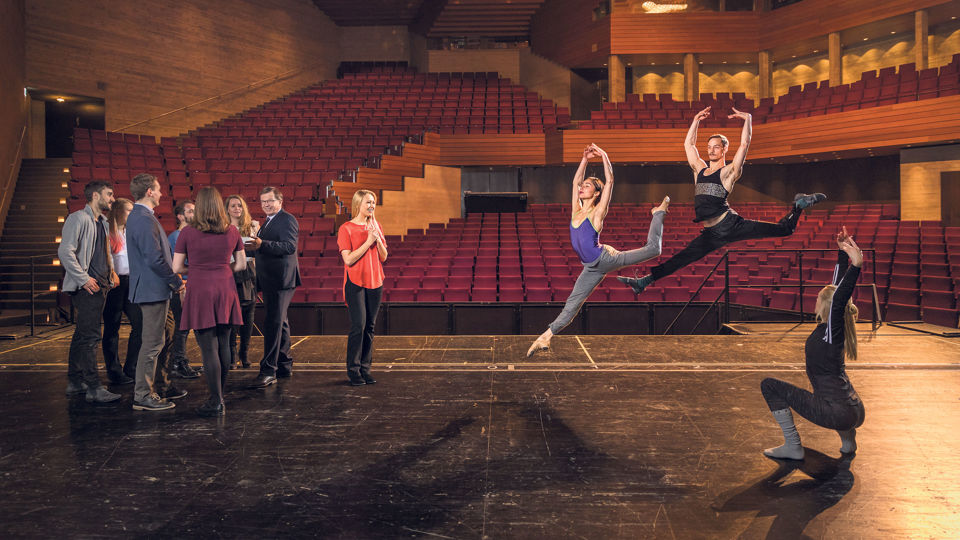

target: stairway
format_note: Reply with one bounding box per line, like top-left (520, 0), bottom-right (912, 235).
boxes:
top-left (0, 158), bottom-right (71, 318)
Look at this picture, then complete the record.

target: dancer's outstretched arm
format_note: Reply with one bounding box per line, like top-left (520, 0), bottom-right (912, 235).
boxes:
top-left (685, 107), bottom-right (710, 176)
top-left (590, 143), bottom-right (615, 225)
top-left (725, 107), bottom-right (752, 184)
top-left (571, 146), bottom-right (593, 212)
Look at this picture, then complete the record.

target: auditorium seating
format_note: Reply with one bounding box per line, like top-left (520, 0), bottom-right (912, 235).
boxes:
top-left (579, 55), bottom-right (960, 129)
top-left (289, 201), bottom-right (958, 328)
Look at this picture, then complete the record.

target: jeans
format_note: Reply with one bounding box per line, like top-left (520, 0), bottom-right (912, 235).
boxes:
top-left (102, 274), bottom-right (142, 379)
top-left (651, 208), bottom-right (801, 281)
top-left (68, 288), bottom-right (109, 388)
top-left (760, 377), bottom-right (866, 431)
top-left (548, 210), bottom-right (665, 334)
top-left (344, 279), bottom-right (383, 379)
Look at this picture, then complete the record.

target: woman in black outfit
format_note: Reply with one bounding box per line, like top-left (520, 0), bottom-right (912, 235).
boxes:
top-left (760, 226), bottom-right (865, 460)
top-left (225, 195), bottom-right (259, 369)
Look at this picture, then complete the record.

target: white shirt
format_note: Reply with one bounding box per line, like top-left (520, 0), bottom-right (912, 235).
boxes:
top-left (113, 229), bottom-right (130, 276)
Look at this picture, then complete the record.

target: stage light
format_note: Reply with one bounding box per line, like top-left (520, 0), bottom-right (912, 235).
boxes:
top-left (56, 97), bottom-right (65, 102)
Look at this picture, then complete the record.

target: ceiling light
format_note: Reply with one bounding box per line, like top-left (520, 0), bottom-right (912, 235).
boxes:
top-left (56, 97), bottom-right (65, 102)
top-left (722, 61), bottom-right (727, 64)
top-left (792, 55), bottom-right (797, 58)
top-left (863, 37), bottom-right (868, 41)
top-left (890, 31), bottom-right (896, 34)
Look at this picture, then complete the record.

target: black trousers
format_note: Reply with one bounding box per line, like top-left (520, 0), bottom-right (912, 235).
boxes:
top-left (170, 293), bottom-right (192, 363)
top-left (229, 300), bottom-right (256, 365)
top-left (651, 208), bottom-right (801, 281)
top-left (196, 325), bottom-right (233, 404)
top-left (68, 288), bottom-right (109, 388)
top-left (259, 287), bottom-right (295, 377)
top-left (344, 280), bottom-right (383, 379)
top-left (761, 378), bottom-right (866, 431)
top-left (102, 274), bottom-right (142, 380)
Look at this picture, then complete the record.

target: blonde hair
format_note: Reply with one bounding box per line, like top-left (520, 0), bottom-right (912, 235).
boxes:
top-left (579, 176), bottom-right (604, 207)
top-left (224, 195), bottom-right (253, 236)
top-left (816, 285), bottom-right (859, 361)
top-left (351, 189), bottom-right (377, 217)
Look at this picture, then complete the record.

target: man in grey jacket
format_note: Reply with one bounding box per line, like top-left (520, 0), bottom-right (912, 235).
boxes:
top-left (58, 181), bottom-right (121, 403)
top-left (126, 174), bottom-right (185, 411)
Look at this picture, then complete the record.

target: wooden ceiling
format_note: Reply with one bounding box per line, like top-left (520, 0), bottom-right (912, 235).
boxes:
top-left (310, 0), bottom-right (547, 37)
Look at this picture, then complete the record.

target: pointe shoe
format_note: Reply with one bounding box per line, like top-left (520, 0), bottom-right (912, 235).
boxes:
top-left (838, 428), bottom-right (857, 454)
top-left (652, 195), bottom-right (671, 214)
top-left (526, 338), bottom-right (550, 358)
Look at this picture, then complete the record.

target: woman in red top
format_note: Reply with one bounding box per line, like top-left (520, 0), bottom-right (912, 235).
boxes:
top-left (337, 189), bottom-right (388, 386)
top-left (172, 187), bottom-right (246, 416)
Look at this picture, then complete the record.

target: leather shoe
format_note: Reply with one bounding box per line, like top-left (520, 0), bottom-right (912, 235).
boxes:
top-left (249, 374), bottom-right (277, 388)
top-left (197, 399), bottom-right (225, 417)
top-left (85, 386), bottom-right (121, 403)
top-left (133, 394), bottom-right (175, 411)
top-left (161, 385), bottom-right (188, 400)
top-left (66, 381), bottom-right (88, 395)
top-left (171, 361), bottom-right (201, 379)
top-left (361, 373), bottom-right (376, 384)
top-left (277, 370), bottom-right (293, 379)
top-left (348, 378), bottom-right (366, 386)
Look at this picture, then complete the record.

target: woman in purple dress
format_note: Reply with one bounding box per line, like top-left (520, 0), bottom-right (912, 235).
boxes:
top-left (172, 187), bottom-right (246, 417)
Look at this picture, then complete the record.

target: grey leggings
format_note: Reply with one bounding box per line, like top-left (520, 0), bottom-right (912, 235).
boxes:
top-left (548, 210), bottom-right (666, 334)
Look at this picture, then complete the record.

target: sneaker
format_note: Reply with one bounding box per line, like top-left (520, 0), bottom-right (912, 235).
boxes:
top-left (161, 385), bottom-right (188, 400)
top-left (66, 381), bottom-right (88, 396)
top-left (133, 394), bottom-right (175, 411)
top-left (617, 275), bottom-right (649, 295)
top-left (794, 192), bottom-right (826, 209)
top-left (85, 386), bottom-right (121, 403)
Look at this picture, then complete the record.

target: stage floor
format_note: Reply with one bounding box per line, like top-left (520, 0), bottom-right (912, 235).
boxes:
top-left (1, 324), bottom-right (958, 538)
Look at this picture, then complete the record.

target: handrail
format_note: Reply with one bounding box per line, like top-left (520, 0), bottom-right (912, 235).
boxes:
top-left (115, 60), bottom-right (332, 133)
top-left (26, 253), bottom-right (67, 337)
top-left (663, 247), bottom-right (881, 335)
top-left (1, 124), bottom-right (28, 235)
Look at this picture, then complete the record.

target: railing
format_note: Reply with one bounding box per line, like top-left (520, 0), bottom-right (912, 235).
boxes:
top-left (663, 248), bottom-right (882, 335)
top-left (1, 124), bottom-right (27, 238)
top-left (27, 253), bottom-right (69, 337)
top-left (115, 60), bottom-right (333, 134)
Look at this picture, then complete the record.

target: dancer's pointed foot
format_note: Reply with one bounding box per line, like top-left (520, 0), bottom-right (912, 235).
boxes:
top-left (652, 195), bottom-right (671, 215)
top-left (763, 444), bottom-right (805, 460)
top-left (618, 274), bottom-right (652, 295)
top-left (526, 337), bottom-right (550, 358)
top-left (838, 428), bottom-right (857, 454)
top-left (794, 192), bottom-right (826, 209)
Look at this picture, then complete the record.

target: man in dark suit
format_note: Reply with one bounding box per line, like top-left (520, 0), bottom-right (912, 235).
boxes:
top-left (126, 173), bottom-right (187, 411)
top-left (245, 186), bottom-right (300, 388)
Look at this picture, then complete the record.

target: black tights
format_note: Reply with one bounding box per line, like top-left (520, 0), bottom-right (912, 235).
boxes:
top-left (229, 300), bottom-right (256, 365)
top-left (196, 325), bottom-right (233, 404)
top-left (652, 208), bottom-right (801, 281)
top-left (761, 378), bottom-right (865, 431)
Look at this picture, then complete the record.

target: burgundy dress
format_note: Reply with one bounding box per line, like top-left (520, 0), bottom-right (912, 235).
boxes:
top-left (175, 225), bottom-right (244, 330)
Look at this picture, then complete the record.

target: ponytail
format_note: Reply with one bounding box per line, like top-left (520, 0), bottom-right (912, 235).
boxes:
top-left (844, 302), bottom-right (858, 361)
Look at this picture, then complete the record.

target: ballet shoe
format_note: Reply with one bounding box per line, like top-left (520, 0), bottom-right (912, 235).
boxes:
top-left (838, 428), bottom-right (857, 454)
top-left (526, 338), bottom-right (549, 358)
top-left (652, 195), bottom-right (671, 214)
top-left (763, 444), bottom-right (805, 460)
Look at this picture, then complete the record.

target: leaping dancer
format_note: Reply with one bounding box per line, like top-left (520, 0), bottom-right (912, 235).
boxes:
top-left (526, 144), bottom-right (670, 358)
top-left (619, 106), bottom-right (826, 295)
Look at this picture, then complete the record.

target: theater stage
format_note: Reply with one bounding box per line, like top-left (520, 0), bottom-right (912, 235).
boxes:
top-left (0, 324), bottom-right (958, 538)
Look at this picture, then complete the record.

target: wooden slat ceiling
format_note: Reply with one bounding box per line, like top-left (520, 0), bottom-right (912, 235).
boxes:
top-left (428, 0), bottom-right (547, 37)
top-left (311, 0), bottom-right (547, 37)
top-left (309, 0), bottom-right (425, 26)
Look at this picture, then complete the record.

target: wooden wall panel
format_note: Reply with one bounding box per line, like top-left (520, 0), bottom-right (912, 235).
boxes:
top-left (609, 0), bottom-right (950, 55)
top-left (25, 0), bottom-right (340, 137)
top-left (563, 95), bottom-right (960, 163)
top-left (375, 165), bottom-right (461, 239)
top-left (424, 133), bottom-right (550, 166)
top-left (611, 13), bottom-right (760, 54)
top-left (530, 0), bottom-right (610, 68)
top-left (0, 0), bottom-right (28, 239)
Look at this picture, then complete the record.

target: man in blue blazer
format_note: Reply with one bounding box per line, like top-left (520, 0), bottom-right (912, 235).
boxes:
top-left (244, 186), bottom-right (300, 388)
top-left (126, 173), bottom-right (186, 411)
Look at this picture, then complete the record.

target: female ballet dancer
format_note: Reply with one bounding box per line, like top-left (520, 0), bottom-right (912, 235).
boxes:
top-left (760, 227), bottom-right (865, 459)
top-left (526, 143), bottom-right (670, 357)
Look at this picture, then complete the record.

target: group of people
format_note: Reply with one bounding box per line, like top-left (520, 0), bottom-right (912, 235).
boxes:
top-left (58, 106), bottom-right (864, 458)
top-left (59, 172), bottom-right (386, 417)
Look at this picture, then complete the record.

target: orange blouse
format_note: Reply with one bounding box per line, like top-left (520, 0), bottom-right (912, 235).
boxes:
top-left (337, 220), bottom-right (386, 289)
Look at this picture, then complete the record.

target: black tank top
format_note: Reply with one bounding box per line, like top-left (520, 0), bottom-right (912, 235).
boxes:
top-left (693, 168), bottom-right (730, 223)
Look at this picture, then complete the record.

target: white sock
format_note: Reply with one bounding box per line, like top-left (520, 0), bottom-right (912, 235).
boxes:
top-left (763, 408), bottom-right (804, 460)
top-left (838, 428), bottom-right (857, 454)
